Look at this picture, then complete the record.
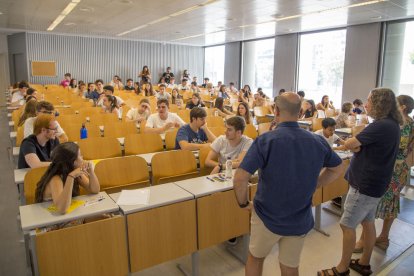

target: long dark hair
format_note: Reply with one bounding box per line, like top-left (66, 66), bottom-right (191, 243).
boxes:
top-left (321, 95), bottom-right (329, 107)
top-left (35, 143), bottom-right (80, 203)
top-left (306, 99), bottom-right (317, 116)
top-left (18, 100), bottom-right (37, 126)
top-left (237, 102), bottom-right (251, 124)
top-left (105, 95), bottom-right (118, 112)
top-left (214, 97), bottom-right (225, 111)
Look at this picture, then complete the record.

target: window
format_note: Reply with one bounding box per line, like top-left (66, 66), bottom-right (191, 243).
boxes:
top-left (297, 29), bottom-right (346, 107)
top-left (382, 20), bottom-right (414, 98)
top-left (204, 45), bottom-right (225, 85)
top-left (242, 38), bottom-right (275, 97)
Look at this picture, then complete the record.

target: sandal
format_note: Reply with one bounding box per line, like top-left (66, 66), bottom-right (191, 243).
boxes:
top-left (375, 238), bottom-right (389, 250)
top-left (349, 259), bottom-right (372, 275)
top-left (317, 267), bottom-right (350, 276)
top-left (353, 246), bottom-right (363, 253)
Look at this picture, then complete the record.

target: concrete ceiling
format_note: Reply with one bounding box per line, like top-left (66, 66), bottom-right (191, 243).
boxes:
top-left (0, 0), bottom-right (413, 46)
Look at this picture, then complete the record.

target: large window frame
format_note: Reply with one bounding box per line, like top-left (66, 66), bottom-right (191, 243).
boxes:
top-left (296, 28), bottom-right (347, 107)
top-left (241, 37), bottom-right (275, 97)
top-left (203, 44), bottom-right (225, 85)
top-left (380, 19), bottom-right (414, 98)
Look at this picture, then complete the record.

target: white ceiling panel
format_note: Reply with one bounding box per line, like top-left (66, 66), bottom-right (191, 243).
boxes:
top-left (0, 0), bottom-right (413, 46)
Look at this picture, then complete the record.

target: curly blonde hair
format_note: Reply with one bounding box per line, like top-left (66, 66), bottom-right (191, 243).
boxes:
top-left (369, 88), bottom-right (403, 125)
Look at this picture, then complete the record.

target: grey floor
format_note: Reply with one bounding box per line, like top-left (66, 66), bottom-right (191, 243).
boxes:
top-left (1, 91), bottom-right (414, 275)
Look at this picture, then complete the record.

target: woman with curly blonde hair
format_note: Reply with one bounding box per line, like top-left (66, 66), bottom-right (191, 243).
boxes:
top-left (319, 87), bottom-right (402, 276)
top-left (355, 94), bottom-right (413, 253)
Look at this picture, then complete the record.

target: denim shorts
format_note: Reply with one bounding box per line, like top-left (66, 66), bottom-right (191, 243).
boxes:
top-left (340, 186), bottom-right (381, 229)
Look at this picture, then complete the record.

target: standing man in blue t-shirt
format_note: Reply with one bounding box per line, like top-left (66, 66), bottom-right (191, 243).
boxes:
top-left (234, 92), bottom-right (344, 276)
top-left (175, 107), bottom-right (216, 150)
top-left (319, 88), bottom-right (402, 276)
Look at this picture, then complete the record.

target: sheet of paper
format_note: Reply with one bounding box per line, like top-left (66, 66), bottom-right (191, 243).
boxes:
top-left (317, 110), bottom-right (326, 118)
top-left (116, 189), bottom-right (150, 205)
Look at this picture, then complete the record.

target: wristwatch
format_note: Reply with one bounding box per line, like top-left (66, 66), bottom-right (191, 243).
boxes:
top-left (239, 201), bottom-right (250, 208)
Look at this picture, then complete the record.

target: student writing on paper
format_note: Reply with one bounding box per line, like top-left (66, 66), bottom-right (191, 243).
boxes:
top-left (35, 142), bottom-right (100, 214)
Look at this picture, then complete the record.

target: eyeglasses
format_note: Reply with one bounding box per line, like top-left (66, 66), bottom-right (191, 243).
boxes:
top-left (47, 127), bottom-right (59, 132)
top-left (39, 110), bottom-right (54, 114)
top-left (141, 105), bottom-right (148, 109)
top-left (157, 106), bottom-right (167, 109)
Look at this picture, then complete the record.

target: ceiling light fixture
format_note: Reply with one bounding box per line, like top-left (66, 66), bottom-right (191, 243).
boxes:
top-left (47, 0), bottom-right (81, 31)
top-left (276, 0), bottom-right (387, 22)
top-left (173, 0), bottom-right (386, 42)
top-left (117, 0), bottom-right (219, 36)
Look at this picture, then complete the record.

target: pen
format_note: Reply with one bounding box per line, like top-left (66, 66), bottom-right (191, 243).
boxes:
top-left (206, 176), bottom-right (214, 182)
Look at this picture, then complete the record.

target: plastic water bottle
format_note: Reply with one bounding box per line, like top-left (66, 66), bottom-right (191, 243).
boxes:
top-left (80, 123), bottom-right (88, 139)
top-left (214, 110), bottom-right (218, 117)
top-left (118, 107), bottom-right (123, 120)
top-left (225, 157), bottom-right (233, 179)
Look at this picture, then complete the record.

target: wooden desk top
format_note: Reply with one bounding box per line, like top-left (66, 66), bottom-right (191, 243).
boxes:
top-left (174, 174), bottom-right (234, 198)
top-left (109, 183), bottom-right (194, 215)
top-left (335, 128), bottom-right (352, 135)
top-left (20, 192), bottom-right (118, 231)
top-left (14, 168), bottom-right (30, 185)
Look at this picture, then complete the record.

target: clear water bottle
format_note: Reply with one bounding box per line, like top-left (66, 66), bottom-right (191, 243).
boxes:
top-left (214, 109), bottom-right (219, 117)
top-left (80, 123), bottom-right (88, 139)
top-left (225, 157), bottom-right (232, 179)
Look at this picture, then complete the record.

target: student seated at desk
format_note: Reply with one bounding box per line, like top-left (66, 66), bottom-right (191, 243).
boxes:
top-left (336, 102), bottom-right (355, 128)
top-left (10, 82), bottom-right (28, 107)
top-left (18, 100), bottom-right (37, 127)
top-left (155, 84), bottom-right (172, 101)
top-left (35, 142), bottom-right (100, 214)
top-left (315, 118), bottom-right (346, 150)
top-left (24, 101), bottom-right (68, 142)
top-left (185, 93), bottom-right (205, 109)
top-left (236, 102), bottom-right (252, 125)
top-left (301, 99), bottom-right (318, 120)
top-left (175, 107), bottom-right (216, 150)
top-left (214, 97), bottom-right (233, 117)
top-left (205, 116), bottom-right (253, 174)
top-left (125, 98), bottom-right (151, 123)
top-left (18, 114), bottom-right (60, 169)
top-left (145, 98), bottom-right (185, 134)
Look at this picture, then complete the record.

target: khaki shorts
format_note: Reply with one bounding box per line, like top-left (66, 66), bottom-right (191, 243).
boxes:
top-left (249, 210), bottom-right (306, 268)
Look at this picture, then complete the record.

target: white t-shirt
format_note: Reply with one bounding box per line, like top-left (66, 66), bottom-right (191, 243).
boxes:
top-left (210, 135), bottom-right (253, 164)
top-left (155, 92), bottom-right (172, 101)
top-left (11, 91), bottom-right (24, 105)
top-left (145, 112), bottom-right (185, 131)
top-left (126, 108), bottom-right (149, 121)
top-left (315, 129), bottom-right (340, 147)
top-left (24, 117), bottom-right (65, 138)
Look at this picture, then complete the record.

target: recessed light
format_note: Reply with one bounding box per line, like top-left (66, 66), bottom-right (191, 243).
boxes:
top-left (227, 18), bottom-right (235, 21)
top-left (0, 12), bottom-right (3, 15)
top-left (120, 0), bottom-right (133, 3)
top-left (370, 15), bottom-right (382, 19)
top-left (65, 22), bottom-right (76, 26)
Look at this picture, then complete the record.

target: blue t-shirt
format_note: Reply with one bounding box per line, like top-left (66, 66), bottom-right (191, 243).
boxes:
top-left (175, 124), bottom-right (208, 149)
top-left (240, 122), bottom-right (342, 236)
top-left (345, 117), bottom-right (400, 198)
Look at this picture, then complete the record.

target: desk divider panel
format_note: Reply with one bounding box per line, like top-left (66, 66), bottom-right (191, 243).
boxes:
top-left (127, 199), bottom-right (197, 272)
top-left (35, 216), bottom-right (128, 276)
top-left (197, 190), bottom-right (250, 250)
top-left (322, 159), bottom-right (350, 202)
